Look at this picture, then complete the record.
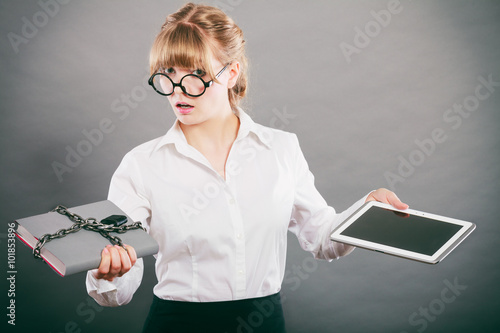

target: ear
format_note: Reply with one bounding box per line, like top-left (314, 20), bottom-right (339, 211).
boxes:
top-left (227, 61), bottom-right (240, 89)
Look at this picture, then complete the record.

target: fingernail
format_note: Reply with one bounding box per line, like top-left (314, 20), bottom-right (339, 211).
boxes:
top-left (103, 248), bottom-right (109, 254)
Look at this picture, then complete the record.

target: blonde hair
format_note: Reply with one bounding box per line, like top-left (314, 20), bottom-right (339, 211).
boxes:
top-left (150, 3), bottom-right (248, 110)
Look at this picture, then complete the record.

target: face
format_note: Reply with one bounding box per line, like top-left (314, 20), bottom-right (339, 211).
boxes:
top-left (161, 57), bottom-right (239, 127)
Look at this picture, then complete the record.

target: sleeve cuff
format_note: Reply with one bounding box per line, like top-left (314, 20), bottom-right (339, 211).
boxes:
top-left (85, 258), bottom-right (144, 307)
top-left (86, 269), bottom-right (119, 294)
top-left (326, 191), bottom-right (374, 260)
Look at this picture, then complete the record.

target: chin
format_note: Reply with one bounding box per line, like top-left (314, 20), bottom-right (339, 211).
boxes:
top-left (176, 114), bottom-right (200, 126)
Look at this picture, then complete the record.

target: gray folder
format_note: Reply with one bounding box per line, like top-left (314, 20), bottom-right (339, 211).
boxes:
top-left (15, 200), bottom-right (159, 276)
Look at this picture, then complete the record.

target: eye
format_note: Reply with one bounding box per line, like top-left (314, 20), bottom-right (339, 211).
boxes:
top-left (163, 67), bottom-right (175, 75)
top-left (193, 69), bottom-right (206, 77)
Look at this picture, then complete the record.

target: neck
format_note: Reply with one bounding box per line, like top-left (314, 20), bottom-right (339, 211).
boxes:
top-left (180, 109), bottom-right (240, 149)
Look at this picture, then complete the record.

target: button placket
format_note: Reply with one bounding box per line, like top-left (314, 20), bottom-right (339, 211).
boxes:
top-left (223, 184), bottom-right (246, 297)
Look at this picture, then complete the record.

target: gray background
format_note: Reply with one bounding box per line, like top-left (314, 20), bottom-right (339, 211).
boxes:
top-left (1, 0), bottom-right (499, 332)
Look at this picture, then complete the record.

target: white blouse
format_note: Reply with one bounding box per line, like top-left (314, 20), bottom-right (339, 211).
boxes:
top-left (86, 109), bottom-right (369, 306)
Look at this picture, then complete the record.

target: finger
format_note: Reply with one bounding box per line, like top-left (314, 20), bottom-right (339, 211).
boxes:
top-left (386, 191), bottom-right (409, 210)
top-left (365, 189), bottom-right (385, 203)
top-left (115, 245), bottom-right (132, 276)
top-left (108, 245), bottom-right (122, 278)
top-left (366, 188), bottom-right (409, 210)
top-left (124, 244), bottom-right (138, 267)
top-left (95, 247), bottom-right (111, 279)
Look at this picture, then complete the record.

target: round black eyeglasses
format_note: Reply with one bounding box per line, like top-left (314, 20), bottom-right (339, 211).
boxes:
top-left (148, 64), bottom-right (230, 98)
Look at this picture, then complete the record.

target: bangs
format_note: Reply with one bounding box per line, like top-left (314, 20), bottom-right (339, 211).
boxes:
top-left (150, 23), bottom-right (216, 79)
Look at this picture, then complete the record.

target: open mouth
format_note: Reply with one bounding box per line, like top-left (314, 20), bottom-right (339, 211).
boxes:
top-left (176, 102), bottom-right (193, 109)
top-left (175, 102), bottom-right (194, 114)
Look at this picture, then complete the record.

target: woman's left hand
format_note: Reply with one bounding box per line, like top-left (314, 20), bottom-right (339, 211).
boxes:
top-left (365, 188), bottom-right (409, 210)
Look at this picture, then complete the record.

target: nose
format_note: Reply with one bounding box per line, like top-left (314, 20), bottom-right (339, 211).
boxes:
top-left (173, 84), bottom-right (184, 95)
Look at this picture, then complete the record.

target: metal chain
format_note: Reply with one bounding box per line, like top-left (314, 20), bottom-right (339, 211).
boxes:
top-left (33, 205), bottom-right (145, 259)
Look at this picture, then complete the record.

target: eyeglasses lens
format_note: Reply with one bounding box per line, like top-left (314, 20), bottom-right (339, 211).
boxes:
top-left (183, 75), bottom-right (206, 96)
top-left (153, 75), bottom-right (172, 95)
top-left (152, 74), bottom-right (206, 97)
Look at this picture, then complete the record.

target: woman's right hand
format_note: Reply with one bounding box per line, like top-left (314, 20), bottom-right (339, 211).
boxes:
top-left (94, 244), bottom-right (137, 281)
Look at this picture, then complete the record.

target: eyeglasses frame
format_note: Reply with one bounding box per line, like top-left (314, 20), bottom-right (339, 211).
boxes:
top-left (148, 63), bottom-right (230, 98)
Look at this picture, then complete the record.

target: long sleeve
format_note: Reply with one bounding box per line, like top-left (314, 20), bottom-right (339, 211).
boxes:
top-left (86, 258), bottom-right (144, 307)
top-left (85, 151), bottom-right (152, 306)
top-left (288, 134), bottom-right (369, 261)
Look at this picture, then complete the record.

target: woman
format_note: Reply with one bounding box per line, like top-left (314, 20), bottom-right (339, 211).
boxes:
top-left (86, 3), bottom-right (408, 332)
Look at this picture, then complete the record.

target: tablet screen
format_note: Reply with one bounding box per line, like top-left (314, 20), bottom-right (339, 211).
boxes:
top-left (340, 206), bottom-right (463, 256)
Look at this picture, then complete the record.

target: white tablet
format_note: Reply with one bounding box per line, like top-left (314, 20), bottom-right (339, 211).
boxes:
top-left (330, 201), bottom-right (476, 264)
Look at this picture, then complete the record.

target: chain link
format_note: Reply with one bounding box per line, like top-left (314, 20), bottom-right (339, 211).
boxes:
top-left (33, 205), bottom-right (145, 259)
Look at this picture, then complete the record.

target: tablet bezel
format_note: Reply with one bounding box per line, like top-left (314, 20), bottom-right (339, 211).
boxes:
top-left (330, 201), bottom-right (475, 264)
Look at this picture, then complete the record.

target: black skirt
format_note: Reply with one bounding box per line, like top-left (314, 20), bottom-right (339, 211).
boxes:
top-left (142, 292), bottom-right (286, 333)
